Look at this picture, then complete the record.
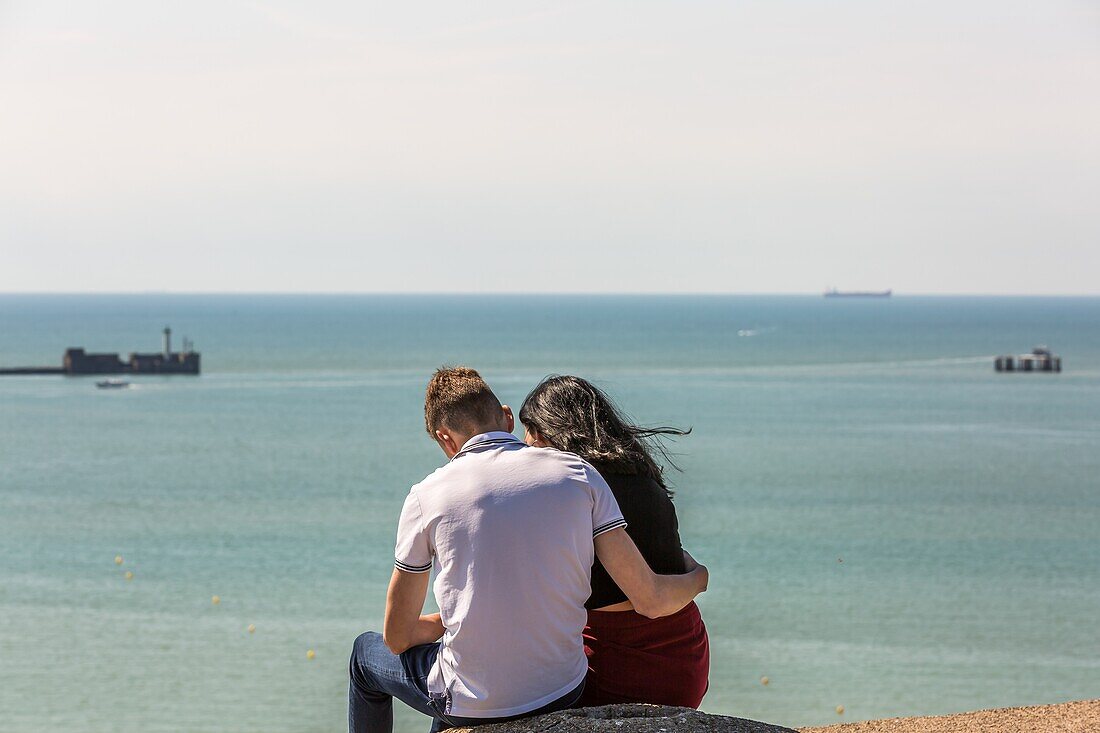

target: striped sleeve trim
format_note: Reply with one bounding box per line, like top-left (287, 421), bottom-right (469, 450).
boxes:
top-left (394, 559), bottom-right (433, 573)
top-left (592, 518), bottom-right (628, 537)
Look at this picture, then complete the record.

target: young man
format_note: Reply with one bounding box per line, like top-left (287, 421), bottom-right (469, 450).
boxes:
top-left (349, 367), bottom-right (708, 733)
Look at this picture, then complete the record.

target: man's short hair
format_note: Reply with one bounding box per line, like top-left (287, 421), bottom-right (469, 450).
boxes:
top-left (425, 366), bottom-right (503, 436)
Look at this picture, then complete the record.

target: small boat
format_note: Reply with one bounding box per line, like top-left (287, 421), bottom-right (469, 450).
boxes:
top-left (96, 379), bottom-right (131, 389)
top-left (995, 346), bottom-right (1062, 373)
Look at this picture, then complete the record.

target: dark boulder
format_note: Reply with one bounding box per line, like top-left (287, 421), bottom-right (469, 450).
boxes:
top-left (451, 704), bottom-right (797, 733)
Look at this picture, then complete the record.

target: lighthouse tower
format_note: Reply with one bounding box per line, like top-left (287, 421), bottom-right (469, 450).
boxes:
top-left (163, 326), bottom-right (172, 358)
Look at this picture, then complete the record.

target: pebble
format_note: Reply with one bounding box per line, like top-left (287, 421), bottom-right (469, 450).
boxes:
top-left (761, 676), bottom-right (769, 686)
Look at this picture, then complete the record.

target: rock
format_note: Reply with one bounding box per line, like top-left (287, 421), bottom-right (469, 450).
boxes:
top-left (451, 704), bottom-right (797, 733)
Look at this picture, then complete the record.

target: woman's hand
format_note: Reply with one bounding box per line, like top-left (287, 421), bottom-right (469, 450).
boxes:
top-left (682, 549), bottom-right (707, 592)
top-left (682, 549), bottom-right (699, 573)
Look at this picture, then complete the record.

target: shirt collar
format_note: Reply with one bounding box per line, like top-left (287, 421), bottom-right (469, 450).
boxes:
top-left (452, 431), bottom-right (524, 460)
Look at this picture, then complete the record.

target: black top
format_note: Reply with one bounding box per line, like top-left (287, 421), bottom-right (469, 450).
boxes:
top-left (587, 467), bottom-right (687, 610)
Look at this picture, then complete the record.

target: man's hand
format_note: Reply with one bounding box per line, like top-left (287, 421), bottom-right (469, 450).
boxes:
top-left (412, 613), bottom-right (445, 647)
top-left (383, 568), bottom-right (433, 654)
top-left (594, 528), bottom-right (708, 619)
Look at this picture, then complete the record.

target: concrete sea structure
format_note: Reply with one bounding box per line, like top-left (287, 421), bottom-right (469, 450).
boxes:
top-left (0, 326), bottom-right (200, 376)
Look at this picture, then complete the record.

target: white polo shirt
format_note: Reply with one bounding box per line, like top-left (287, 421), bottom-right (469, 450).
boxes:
top-left (394, 431), bottom-right (626, 718)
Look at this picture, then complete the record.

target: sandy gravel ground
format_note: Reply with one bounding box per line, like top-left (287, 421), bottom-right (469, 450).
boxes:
top-left (799, 699), bottom-right (1100, 733)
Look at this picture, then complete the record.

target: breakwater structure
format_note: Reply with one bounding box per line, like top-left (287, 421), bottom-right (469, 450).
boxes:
top-left (0, 327), bottom-right (200, 376)
top-left (995, 345), bottom-right (1061, 373)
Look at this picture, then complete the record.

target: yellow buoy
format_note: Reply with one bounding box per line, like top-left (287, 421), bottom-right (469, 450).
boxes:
top-left (124, 571), bottom-right (134, 581)
top-left (211, 595), bottom-right (221, 605)
top-left (247, 624), bottom-right (256, 634)
top-left (115, 555), bottom-right (124, 565)
top-left (306, 649), bottom-right (316, 660)
top-left (760, 676), bottom-right (769, 686)
top-left (836, 705), bottom-right (845, 716)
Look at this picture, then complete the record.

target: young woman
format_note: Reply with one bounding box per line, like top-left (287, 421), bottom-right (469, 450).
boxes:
top-left (519, 376), bottom-right (710, 709)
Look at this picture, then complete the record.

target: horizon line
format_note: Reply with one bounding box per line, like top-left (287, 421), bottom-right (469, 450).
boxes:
top-left (1, 290), bottom-right (1099, 298)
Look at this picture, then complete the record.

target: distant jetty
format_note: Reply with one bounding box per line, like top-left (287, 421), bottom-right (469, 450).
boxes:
top-left (995, 346), bottom-right (1061, 373)
top-left (0, 327), bottom-right (200, 376)
top-left (824, 288), bottom-right (892, 298)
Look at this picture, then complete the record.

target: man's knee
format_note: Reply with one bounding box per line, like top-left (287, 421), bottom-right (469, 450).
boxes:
top-left (351, 631), bottom-right (385, 667)
top-left (353, 631), bottom-right (383, 653)
top-left (351, 631), bottom-right (388, 684)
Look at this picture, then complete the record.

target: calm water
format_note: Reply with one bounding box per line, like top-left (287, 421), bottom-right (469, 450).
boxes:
top-left (1, 294), bottom-right (1098, 732)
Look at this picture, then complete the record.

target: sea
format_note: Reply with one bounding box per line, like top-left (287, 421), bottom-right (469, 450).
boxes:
top-left (1, 294), bottom-right (1098, 732)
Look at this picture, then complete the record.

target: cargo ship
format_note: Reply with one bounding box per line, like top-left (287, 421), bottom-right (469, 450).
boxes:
top-left (824, 288), bottom-right (892, 298)
top-left (0, 327), bottom-right (200, 376)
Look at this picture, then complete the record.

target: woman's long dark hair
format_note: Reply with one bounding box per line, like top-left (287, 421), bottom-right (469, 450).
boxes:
top-left (519, 375), bottom-right (690, 496)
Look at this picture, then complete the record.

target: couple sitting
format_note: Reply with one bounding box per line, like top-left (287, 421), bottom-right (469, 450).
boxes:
top-left (349, 368), bottom-right (711, 733)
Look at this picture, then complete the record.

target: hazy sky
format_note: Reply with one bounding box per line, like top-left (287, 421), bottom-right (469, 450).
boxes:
top-left (1, 1), bottom-right (1097, 294)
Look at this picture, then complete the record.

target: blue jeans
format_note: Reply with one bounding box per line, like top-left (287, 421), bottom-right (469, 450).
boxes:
top-left (348, 631), bottom-right (584, 733)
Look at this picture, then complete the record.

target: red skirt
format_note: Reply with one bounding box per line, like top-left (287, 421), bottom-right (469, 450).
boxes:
top-left (580, 601), bottom-right (710, 709)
